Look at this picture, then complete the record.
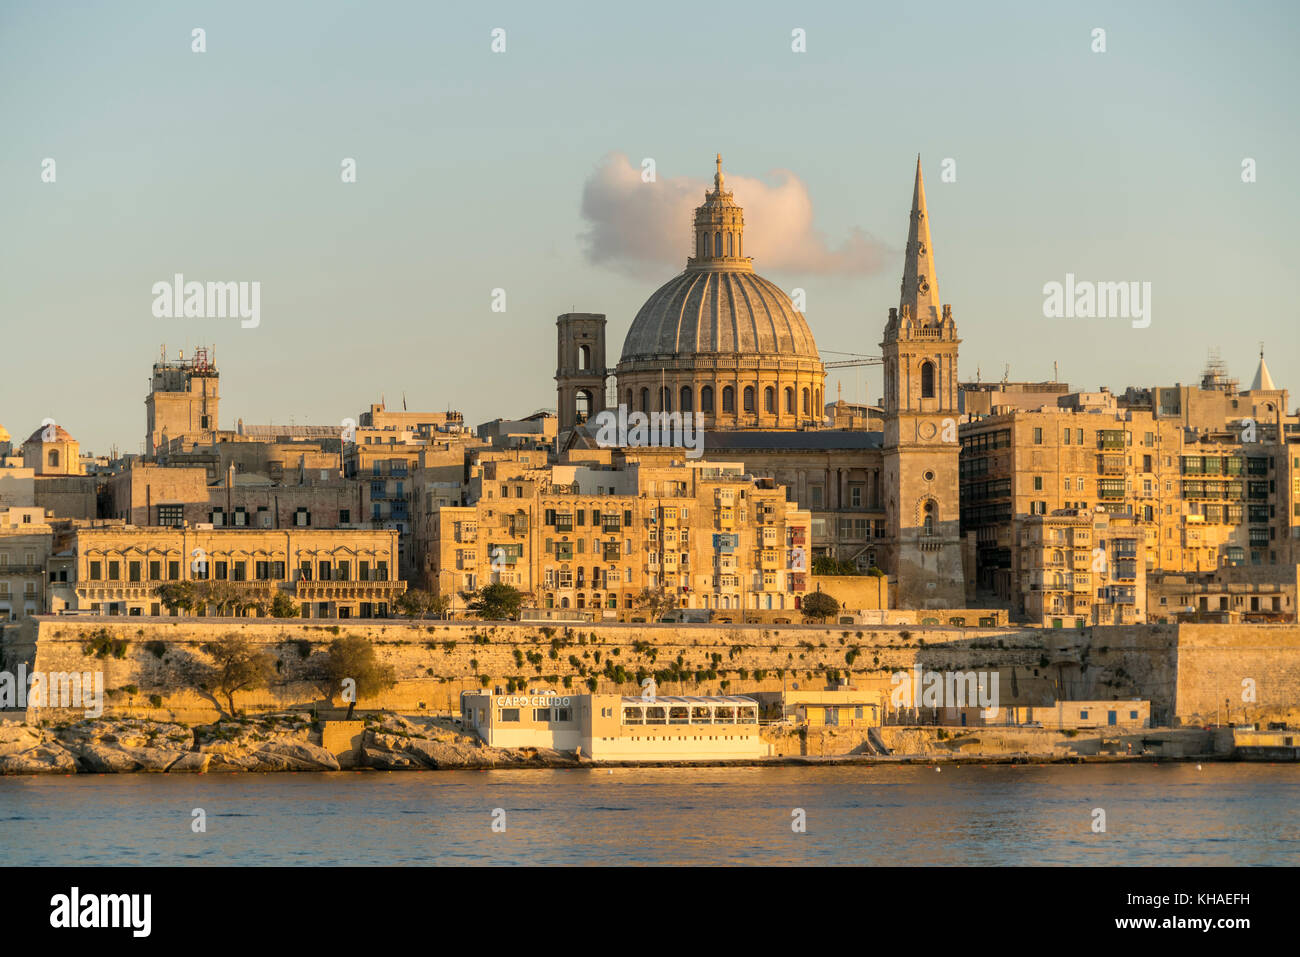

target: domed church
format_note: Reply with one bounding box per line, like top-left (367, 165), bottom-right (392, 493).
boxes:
top-left (614, 155), bottom-right (826, 430)
top-left (555, 156), bottom-right (967, 609)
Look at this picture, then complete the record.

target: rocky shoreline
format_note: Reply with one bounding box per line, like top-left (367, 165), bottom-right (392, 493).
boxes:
top-left (0, 713), bottom-right (1242, 775)
top-left (0, 714), bottom-right (593, 775)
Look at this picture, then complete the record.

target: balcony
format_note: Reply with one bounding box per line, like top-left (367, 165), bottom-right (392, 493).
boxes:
top-left (295, 580), bottom-right (406, 600)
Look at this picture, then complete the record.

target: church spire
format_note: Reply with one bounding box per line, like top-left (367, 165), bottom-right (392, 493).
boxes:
top-left (1250, 346), bottom-right (1276, 392)
top-left (899, 155), bottom-right (943, 326)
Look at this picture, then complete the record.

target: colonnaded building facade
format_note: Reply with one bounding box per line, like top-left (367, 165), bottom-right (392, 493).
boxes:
top-left (557, 156), bottom-right (966, 609)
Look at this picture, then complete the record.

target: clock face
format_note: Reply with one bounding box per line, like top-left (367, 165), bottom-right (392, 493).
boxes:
top-left (919, 421), bottom-right (938, 440)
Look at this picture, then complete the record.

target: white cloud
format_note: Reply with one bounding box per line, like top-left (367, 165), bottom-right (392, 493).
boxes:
top-left (579, 152), bottom-right (892, 279)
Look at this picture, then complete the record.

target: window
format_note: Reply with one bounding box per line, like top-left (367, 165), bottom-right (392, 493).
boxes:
top-left (763, 387), bottom-right (775, 413)
top-left (785, 387), bottom-right (795, 414)
top-left (294, 508), bottom-right (310, 527)
top-left (723, 386), bottom-right (735, 413)
top-left (157, 504), bottom-right (184, 527)
top-left (700, 386), bottom-right (714, 413)
top-left (500, 708), bottom-right (520, 722)
top-left (920, 361), bottom-right (935, 399)
top-left (743, 386), bottom-right (755, 412)
top-left (1033, 427), bottom-right (1043, 445)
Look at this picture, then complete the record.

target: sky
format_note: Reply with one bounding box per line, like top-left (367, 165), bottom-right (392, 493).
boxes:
top-left (2, 0), bottom-right (1297, 453)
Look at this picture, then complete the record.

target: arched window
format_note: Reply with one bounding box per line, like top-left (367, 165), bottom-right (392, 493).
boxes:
top-left (764, 386), bottom-right (775, 413)
top-left (802, 388), bottom-right (810, 416)
top-left (698, 233), bottom-right (706, 258)
top-left (923, 501), bottom-right (935, 537)
top-left (743, 386), bottom-right (755, 412)
top-left (659, 387), bottom-right (672, 412)
top-left (726, 233), bottom-right (733, 256)
top-left (576, 389), bottom-right (592, 423)
top-left (680, 386), bottom-right (693, 412)
top-left (921, 360), bottom-right (936, 399)
top-left (625, 389), bottom-right (633, 409)
top-left (714, 232), bottom-right (722, 257)
top-left (578, 344), bottom-right (591, 371)
top-left (814, 389), bottom-right (821, 415)
top-left (785, 387), bottom-right (795, 414)
top-left (640, 388), bottom-right (650, 413)
top-left (48, 450), bottom-right (59, 468)
top-left (722, 386), bottom-right (735, 413)
top-left (701, 386), bottom-right (714, 413)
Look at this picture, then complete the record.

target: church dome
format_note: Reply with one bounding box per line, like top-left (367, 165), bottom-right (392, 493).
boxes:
top-left (620, 268), bottom-right (819, 361)
top-left (23, 423), bottom-right (75, 444)
top-left (614, 156), bottom-right (826, 431)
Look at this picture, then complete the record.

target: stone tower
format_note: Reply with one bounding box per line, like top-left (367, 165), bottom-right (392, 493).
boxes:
top-left (555, 313), bottom-right (608, 432)
top-left (880, 158), bottom-right (965, 608)
top-left (145, 347), bottom-right (220, 455)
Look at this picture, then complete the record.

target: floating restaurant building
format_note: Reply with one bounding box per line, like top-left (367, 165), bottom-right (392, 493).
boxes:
top-left (460, 690), bottom-right (764, 761)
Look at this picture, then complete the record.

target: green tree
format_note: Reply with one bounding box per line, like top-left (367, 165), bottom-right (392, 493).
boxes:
top-left (801, 591), bottom-right (840, 624)
top-left (632, 586), bottom-right (677, 623)
top-left (812, 555), bottom-right (861, 576)
top-left (156, 581), bottom-right (197, 614)
top-left (203, 634), bottom-right (276, 718)
top-left (323, 634), bottom-right (396, 719)
top-left (270, 590), bottom-right (299, 618)
top-left (464, 582), bottom-right (526, 621)
top-left (396, 588), bottom-right (449, 619)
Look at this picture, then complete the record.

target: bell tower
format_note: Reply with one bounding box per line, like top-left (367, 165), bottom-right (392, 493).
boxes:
top-left (555, 313), bottom-right (608, 433)
top-left (880, 158), bottom-right (964, 608)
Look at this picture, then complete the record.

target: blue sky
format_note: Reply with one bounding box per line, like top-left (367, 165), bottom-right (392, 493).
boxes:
top-left (2, 0), bottom-right (1297, 452)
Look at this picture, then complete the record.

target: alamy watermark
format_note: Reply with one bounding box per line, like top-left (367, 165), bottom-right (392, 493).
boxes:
top-left (0, 666), bottom-right (104, 717)
top-left (151, 274), bottom-right (260, 328)
top-left (1042, 273), bottom-right (1151, 329)
top-left (889, 665), bottom-right (1000, 719)
top-left (591, 404), bottom-right (705, 459)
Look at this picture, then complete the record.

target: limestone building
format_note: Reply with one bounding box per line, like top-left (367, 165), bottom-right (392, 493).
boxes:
top-left (961, 390), bottom-right (1295, 613)
top-left (424, 452), bottom-right (811, 621)
top-left (1016, 508), bottom-right (1145, 627)
top-left (146, 348), bottom-right (220, 455)
top-left (0, 506), bottom-right (54, 621)
top-left (67, 525), bottom-right (403, 618)
top-left (21, 424), bottom-right (82, 476)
